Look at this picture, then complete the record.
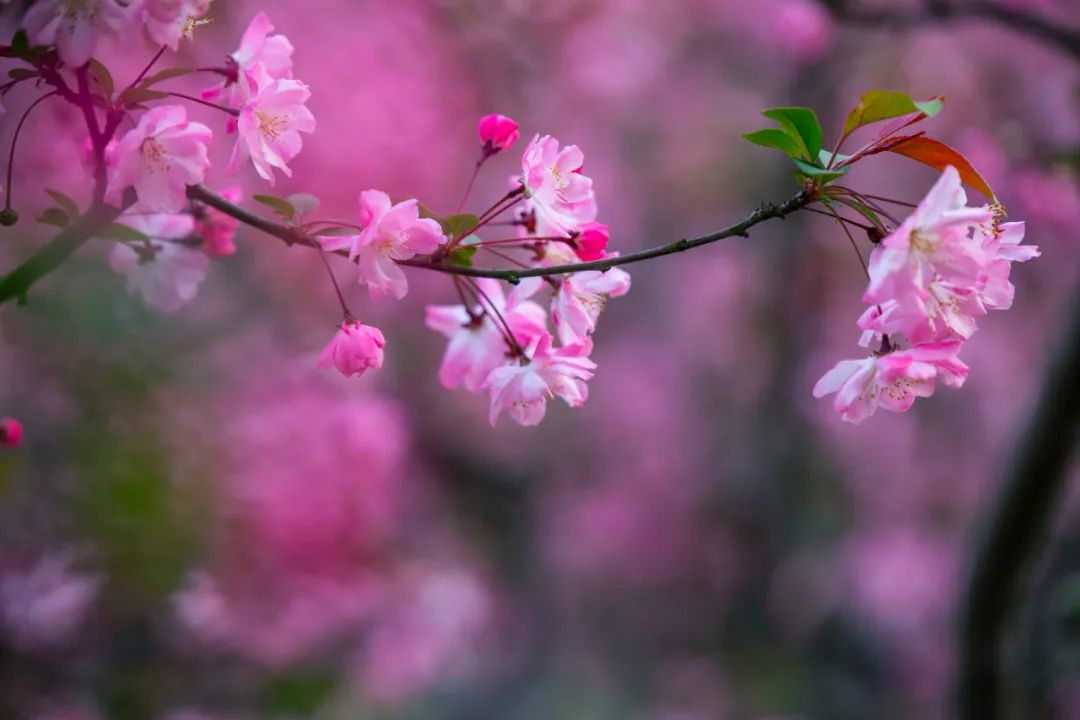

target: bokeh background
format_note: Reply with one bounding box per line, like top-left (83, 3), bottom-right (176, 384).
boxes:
top-left (1, 0), bottom-right (1079, 718)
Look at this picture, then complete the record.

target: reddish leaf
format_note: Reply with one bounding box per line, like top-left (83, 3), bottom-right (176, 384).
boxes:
top-left (886, 136), bottom-right (996, 202)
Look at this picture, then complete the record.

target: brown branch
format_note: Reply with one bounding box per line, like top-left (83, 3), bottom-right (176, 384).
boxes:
top-left (818, 0), bottom-right (1080, 61)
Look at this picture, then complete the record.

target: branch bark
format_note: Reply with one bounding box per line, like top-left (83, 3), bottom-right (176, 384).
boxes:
top-left (957, 281), bottom-right (1080, 719)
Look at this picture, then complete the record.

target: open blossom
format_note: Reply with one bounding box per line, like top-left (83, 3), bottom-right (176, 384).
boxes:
top-left (203, 12), bottom-right (294, 106)
top-left (106, 105), bottom-right (212, 213)
top-left (140, 0), bottom-right (211, 50)
top-left (109, 212), bottom-right (210, 312)
top-left (552, 268), bottom-right (631, 345)
top-left (978, 221), bottom-right (1040, 310)
top-left (0, 417), bottom-right (22, 447)
top-left (485, 334), bottom-right (596, 427)
top-left (317, 320), bottom-right (386, 378)
top-left (520, 134), bottom-right (598, 236)
top-left (425, 278), bottom-right (548, 394)
top-left (478, 114), bottom-right (520, 154)
top-left (229, 64), bottom-right (315, 185)
top-left (319, 190), bottom-right (446, 300)
top-left (196, 186), bottom-right (241, 258)
top-left (813, 341), bottom-right (969, 424)
top-left (23, 0), bottom-right (131, 67)
top-left (864, 166), bottom-right (993, 310)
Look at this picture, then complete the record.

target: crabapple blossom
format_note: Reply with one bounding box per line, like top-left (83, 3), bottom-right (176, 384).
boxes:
top-left (23, 0), bottom-right (131, 67)
top-left (317, 320), bottom-right (386, 378)
top-left (574, 221), bottom-right (611, 261)
top-left (485, 334), bottom-right (596, 427)
top-left (109, 212), bottom-right (210, 313)
top-left (196, 186), bottom-right (242, 258)
top-left (229, 63), bottom-right (315, 185)
top-left (139, 0), bottom-right (211, 50)
top-left (106, 105), bottom-right (212, 213)
top-left (203, 12), bottom-right (294, 106)
top-left (319, 190), bottom-right (446, 300)
top-left (425, 278), bottom-right (548, 393)
top-left (478, 114), bottom-right (520, 155)
top-left (978, 221), bottom-right (1040, 310)
top-left (552, 268), bottom-right (632, 345)
top-left (520, 134), bottom-right (598, 236)
top-left (812, 341), bottom-right (969, 424)
top-left (0, 417), bottom-right (22, 447)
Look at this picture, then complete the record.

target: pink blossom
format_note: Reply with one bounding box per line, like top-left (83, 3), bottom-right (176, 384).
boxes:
top-left (196, 186), bottom-right (241, 258)
top-left (229, 64), bottom-right (315, 185)
top-left (0, 553), bottom-right (100, 649)
top-left (0, 417), bottom-right (22, 447)
top-left (478, 113), bottom-right (520, 154)
top-left (977, 221), bottom-right (1040, 311)
top-left (203, 12), bottom-right (294, 106)
top-left (485, 334), bottom-right (596, 426)
top-left (425, 278), bottom-right (547, 393)
top-left (106, 105), bottom-right (212, 213)
top-left (574, 221), bottom-right (610, 261)
top-left (319, 190), bottom-right (446, 300)
top-left (864, 166), bottom-right (993, 310)
top-left (552, 268), bottom-right (631, 345)
top-left (812, 341), bottom-right (969, 424)
top-left (109, 212), bottom-right (210, 313)
top-left (317, 320), bottom-right (386, 378)
top-left (23, 0), bottom-right (131, 67)
top-left (520, 134), bottom-right (598, 236)
top-left (140, 0), bottom-right (211, 50)
top-left (773, 0), bottom-right (833, 61)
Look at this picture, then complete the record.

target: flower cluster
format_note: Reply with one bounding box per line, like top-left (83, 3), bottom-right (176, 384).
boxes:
top-left (814, 166), bottom-right (1039, 423)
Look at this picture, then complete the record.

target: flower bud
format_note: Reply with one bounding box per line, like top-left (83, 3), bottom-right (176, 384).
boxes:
top-left (478, 114), bottom-right (520, 155)
top-left (574, 221), bottom-right (610, 261)
top-left (1, 417), bottom-right (23, 447)
top-left (316, 321), bottom-right (385, 378)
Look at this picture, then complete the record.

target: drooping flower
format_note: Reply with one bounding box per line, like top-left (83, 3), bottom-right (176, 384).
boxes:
top-left (552, 268), bottom-right (631, 345)
top-left (0, 417), bottom-right (22, 447)
top-left (425, 278), bottom-right (547, 394)
top-left (23, 0), bottom-right (131, 67)
top-left (574, 221), bottom-right (610, 261)
top-left (203, 11), bottom-right (294, 106)
top-left (106, 105), bottom-right (212, 213)
top-left (485, 334), bottom-right (596, 426)
top-left (229, 64), bottom-right (314, 185)
top-left (812, 341), bottom-right (969, 424)
top-left (109, 212), bottom-right (210, 312)
top-left (520, 134), bottom-right (598, 236)
top-left (317, 320), bottom-right (386, 378)
top-left (195, 186), bottom-right (241, 258)
top-left (319, 190), bottom-right (446, 300)
top-left (140, 0), bottom-right (211, 50)
top-left (478, 114), bottom-right (520, 155)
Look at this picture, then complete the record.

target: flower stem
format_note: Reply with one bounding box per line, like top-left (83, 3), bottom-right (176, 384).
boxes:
top-left (4, 92), bottom-right (58, 215)
top-left (315, 249), bottom-right (354, 322)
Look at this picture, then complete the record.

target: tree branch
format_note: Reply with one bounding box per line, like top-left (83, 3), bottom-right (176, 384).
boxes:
top-left (188, 184), bottom-right (816, 281)
top-left (957, 280), bottom-right (1080, 720)
top-left (818, 0), bottom-right (1080, 61)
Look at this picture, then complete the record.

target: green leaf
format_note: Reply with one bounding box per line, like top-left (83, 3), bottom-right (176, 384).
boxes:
top-left (742, 129), bottom-right (804, 159)
top-left (37, 208), bottom-right (70, 228)
top-left (88, 59), bottom-right (114, 98)
top-left (438, 213), bottom-right (479, 238)
top-left (792, 158), bottom-right (848, 184)
top-left (45, 189), bottom-right (79, 220)
top-left (285, 193), bottom-right (319, 218)
top-left (119, 87), bottom-right (169, 105)
top-left (252, 194), bottom-right (296, 220)
top-left (137, 67), bottom-right (196, 88)
top-left (886, 135), bottom-right (996, 202)
top-left (762, 107), bottom-right (823, 161)
top-left (831, 196), bottom-right (883, 228)
top-left (843, 90), bottom-right (944, 136)
top-left (819, 149), bottom-right (850, 167)
top-left (8, 68), bottom-right (38, 81)
top-left (447, 245), bottom-right (478, 267)
top-left (96, 223), bottom-right (151, 243)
